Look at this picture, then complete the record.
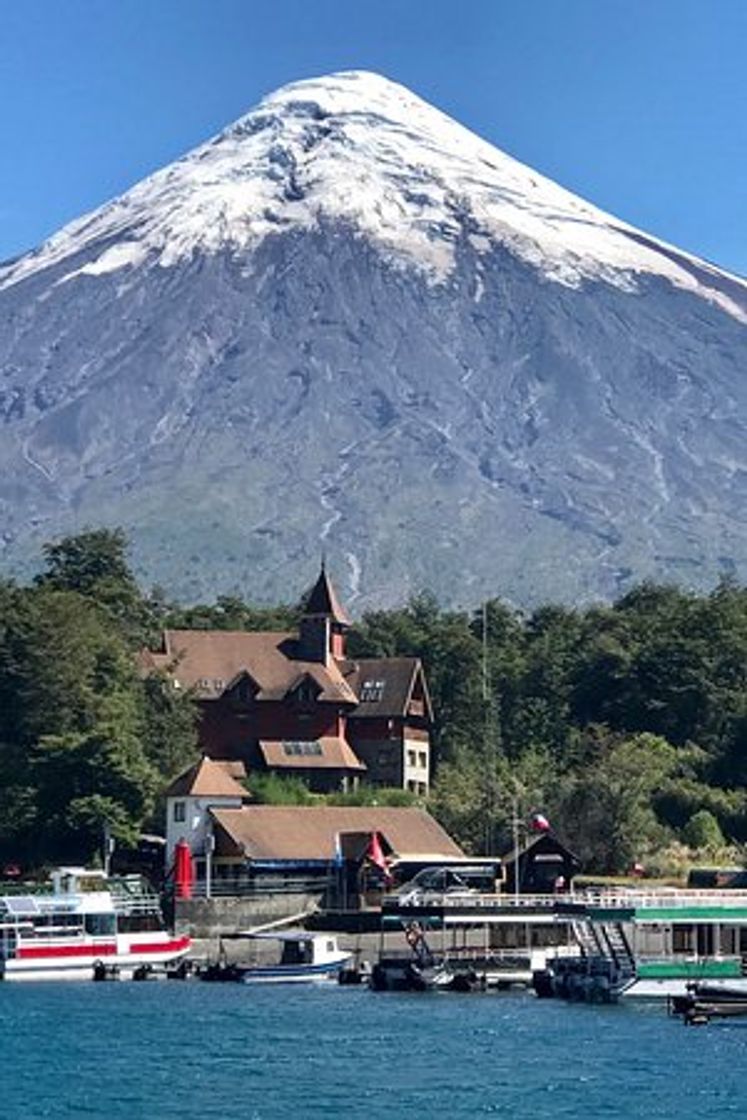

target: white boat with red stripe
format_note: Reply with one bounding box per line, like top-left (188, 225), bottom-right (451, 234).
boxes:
top-left (0, 867), bottom-right (190, 981)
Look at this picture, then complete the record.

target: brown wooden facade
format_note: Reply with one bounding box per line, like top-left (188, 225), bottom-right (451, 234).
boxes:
top-left (143, 567), bottom-right (433, 794)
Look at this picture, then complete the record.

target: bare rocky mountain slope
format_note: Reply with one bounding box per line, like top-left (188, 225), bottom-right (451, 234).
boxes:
top-left (1, 71), bottom-right (746, 608)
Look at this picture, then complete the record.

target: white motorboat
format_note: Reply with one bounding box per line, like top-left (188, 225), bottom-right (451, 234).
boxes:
top-left (237, 931), bottom-right (353, 983)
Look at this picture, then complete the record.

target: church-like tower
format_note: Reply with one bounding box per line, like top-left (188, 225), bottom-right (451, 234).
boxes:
top-left (298, 563), bottom-right (351, 663)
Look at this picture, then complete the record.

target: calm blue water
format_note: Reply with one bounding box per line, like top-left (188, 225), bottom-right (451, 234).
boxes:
top-left (2, 984), bottom-right (747, 1119)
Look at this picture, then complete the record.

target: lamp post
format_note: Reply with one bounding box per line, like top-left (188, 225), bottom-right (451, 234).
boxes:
top-left (102, 823), bottom-right (115, 877)
top-left (204, 824), bottom-right (215, 900)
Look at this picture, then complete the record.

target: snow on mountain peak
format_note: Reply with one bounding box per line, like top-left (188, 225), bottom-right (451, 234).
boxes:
top-left (1, 70), bottom-right (745, 320)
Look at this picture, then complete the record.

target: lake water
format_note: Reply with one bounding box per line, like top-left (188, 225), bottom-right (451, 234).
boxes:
top-left (2, 983), bottom-right (747, 1118)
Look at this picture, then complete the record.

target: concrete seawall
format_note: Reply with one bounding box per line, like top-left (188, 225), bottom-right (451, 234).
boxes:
top-left (174, 892), bottom-right (324, 940)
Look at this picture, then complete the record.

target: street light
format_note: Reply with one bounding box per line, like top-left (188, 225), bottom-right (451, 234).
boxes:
top-left (102, 823), bottom-right (115, 877)
top-left (204, 824), bottom-right (215, 900)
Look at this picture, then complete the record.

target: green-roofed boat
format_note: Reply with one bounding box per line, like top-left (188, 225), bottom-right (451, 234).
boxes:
top-left (538, 887), bottom-right (747, 1000)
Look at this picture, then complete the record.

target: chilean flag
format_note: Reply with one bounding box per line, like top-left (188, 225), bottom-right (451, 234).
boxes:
top-left (365, 831), bottom-right (392, 882)
top-left (530, 813), bottom-right (551, 833)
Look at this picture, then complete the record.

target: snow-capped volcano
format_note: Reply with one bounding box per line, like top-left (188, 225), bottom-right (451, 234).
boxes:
top-left (0, 72), bottom-right (746, 607)
top-left (3, 71), bottom-right (745, 319)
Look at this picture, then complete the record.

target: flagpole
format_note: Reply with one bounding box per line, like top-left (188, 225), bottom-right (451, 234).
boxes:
top-left (512, 793), bottom-right (520, 906)
top-left (482, 601), bottom-right (495, 856)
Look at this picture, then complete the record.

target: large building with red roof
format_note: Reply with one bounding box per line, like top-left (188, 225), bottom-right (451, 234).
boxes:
top-left (144, 566), bottom-right (432, 795)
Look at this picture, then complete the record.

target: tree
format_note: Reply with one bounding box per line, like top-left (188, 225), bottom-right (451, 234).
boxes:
top-left (35, 528), bottom-right (149, 641)
top-left (683, 810), bottom-right (726, 852)
top-left (0, 584), bottom-right (159, 862)
top-left (428, 747), bottom-right (492, 854)
top-left (139, 672), bottom-right (199, 780)
top-left (30, 718), bottom-right (157, 861)
top-left (164, 594), bottom-right (301, 633)
top-left (550, 730), bottom-right (678, 873)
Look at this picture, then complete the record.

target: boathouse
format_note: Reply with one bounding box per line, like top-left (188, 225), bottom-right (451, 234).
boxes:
top-left (502, 831), bottom-right (580, 895)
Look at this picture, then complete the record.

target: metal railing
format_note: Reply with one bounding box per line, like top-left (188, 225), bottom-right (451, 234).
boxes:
top-left (108, 878), bottom-right (163, 916)
top-left (578, 888), bottom-right (747, 910)
top-left (383, 887), bottom-right (747, 912)
top-left (186, 876), bottom-right (328, 900)
top-left (382, 891), bottom-right (563, 910)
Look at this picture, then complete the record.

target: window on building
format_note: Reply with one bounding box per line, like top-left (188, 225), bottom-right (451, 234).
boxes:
top-left (417, 782), bottom-right (427, 797)
top-left (406, 779), bottom-right (416, 793)
top-left (173, 801), bottom-right (186, 823)
top-left (407, 750), bottom-right (417, 767)
top-left (418, 751), bottom-right (428, 769)
top-left (289, 677), bottom-right (321, 706)
top-left (283, 741), bottom-right (323, 757)
top-left (230, 674), bottom-right (259, 705)
top-left (360, 679), bottom-right (386, 702)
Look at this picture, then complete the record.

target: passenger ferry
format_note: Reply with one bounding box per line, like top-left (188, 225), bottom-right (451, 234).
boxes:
top-left (0, 867), bottom-right (191, 981)
top-left (536, 887), bottom-right (747, 1000)
top-left (374, 890), bottom-right (576, 991)
top-left (377, 885), bottom-right (747, 999)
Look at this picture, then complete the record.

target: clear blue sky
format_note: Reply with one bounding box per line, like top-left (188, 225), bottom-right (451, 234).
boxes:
top-left (1, 0), bottom-right (745, 275)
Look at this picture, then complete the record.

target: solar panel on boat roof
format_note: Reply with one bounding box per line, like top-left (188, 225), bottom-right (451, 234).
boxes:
top-left (4, 896), bottom-right (41, 915)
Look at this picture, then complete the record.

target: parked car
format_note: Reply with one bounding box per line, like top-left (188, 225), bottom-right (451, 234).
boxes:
top-left (394, 867), bottom-right (481, 904)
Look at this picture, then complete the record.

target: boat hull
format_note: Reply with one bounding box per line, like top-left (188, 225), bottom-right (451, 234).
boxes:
top-left (241, 955), bottom-right (353, 983)
top-left (0, 936), bottom-right (191, 982)
top-left (622, 975), bottom-right (747, 999)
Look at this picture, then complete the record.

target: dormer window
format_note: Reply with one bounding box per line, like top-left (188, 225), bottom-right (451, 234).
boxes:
top-left (360, 679), bottom-right (386, 703)
top-left (227, 672), bottom-right (260, 705)
top-left (283, 740), bottom-right (323, 757)
top-left (288, 675), bottom-right (322, 707)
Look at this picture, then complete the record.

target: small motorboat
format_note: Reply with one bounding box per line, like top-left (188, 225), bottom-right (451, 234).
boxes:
top-left (237, 931), bottom-right (353, 983)
top-left (671, 981), bottom-right (747, 1023)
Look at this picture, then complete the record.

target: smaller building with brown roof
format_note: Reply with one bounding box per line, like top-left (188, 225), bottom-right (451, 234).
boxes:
top-left (210, 805), bottom-right (463, 866)
top-left (164, 756), bottom-right (248, 867)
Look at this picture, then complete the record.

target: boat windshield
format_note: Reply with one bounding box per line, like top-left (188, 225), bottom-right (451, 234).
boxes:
top-left (280, 939), bottom-right (313, 965)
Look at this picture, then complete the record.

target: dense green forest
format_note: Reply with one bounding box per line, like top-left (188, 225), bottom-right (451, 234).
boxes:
top-left (1, 528), bottom-right (746, 875)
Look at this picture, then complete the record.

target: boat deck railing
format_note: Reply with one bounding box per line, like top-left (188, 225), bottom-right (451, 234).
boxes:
top-left (382, 892), bottom-right (562, 911)
top-left (578, 888), bottom-right (747, 910)
top-left (382, 887), bottom-right (747, 913)
top-left (108, 878), bottom-right (163, 916)
top-left (378, 946), bottom-right (533, 962)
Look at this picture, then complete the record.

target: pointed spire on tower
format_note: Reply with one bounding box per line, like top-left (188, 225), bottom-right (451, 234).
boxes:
top-left (304, 563), bottom-right (351, 627)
